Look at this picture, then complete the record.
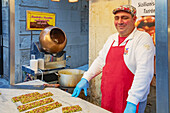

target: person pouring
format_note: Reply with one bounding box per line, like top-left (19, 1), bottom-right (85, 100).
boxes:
top-left (72, 5), bottom-right (155, 113)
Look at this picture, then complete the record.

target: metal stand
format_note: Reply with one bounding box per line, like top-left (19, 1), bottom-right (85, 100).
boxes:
top-left (22, 65), bottom-right (69, 82)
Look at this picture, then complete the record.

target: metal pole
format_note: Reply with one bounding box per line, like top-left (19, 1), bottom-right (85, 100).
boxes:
top-left (9, 0), bottom-right (15, 85)
top-left (168, 0), bottom-right (170, 110)
top-left (155, 0), bottom-right (170, 112)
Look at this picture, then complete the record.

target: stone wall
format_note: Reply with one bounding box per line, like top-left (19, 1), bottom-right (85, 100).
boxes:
top-left (2, 0), bottom-right (9, 81)
top-left (2, 0), bottom-right (89, 83)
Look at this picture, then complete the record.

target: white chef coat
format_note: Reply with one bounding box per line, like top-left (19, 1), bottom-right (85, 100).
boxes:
top-left (82, 28), bottom-right (155, 105)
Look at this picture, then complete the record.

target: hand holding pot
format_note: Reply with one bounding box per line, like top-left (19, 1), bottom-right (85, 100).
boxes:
top-left (72, 78), bottom-right (89, 97)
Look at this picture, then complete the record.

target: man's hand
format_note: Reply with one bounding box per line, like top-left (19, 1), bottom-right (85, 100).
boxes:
top-left (124, 101), bottom-right (137, 113)
top-left (72, 78), bottom-right (89, 97)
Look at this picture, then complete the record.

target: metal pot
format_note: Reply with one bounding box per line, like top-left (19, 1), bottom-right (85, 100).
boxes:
top-left (57, 69), bottom-right (85, 87)
top-left (39, 26), bottom-right (67, 53)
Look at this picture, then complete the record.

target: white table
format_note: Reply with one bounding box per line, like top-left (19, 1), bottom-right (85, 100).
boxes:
top-left (0, 80), bottom-right (111, 113)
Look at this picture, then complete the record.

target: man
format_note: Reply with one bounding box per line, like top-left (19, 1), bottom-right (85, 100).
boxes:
top-left (72, 5), bottom-right (155, 113)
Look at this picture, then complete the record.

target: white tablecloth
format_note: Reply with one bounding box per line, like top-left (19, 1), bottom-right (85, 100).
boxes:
top-left (0, 80), bottom-right (111, 113)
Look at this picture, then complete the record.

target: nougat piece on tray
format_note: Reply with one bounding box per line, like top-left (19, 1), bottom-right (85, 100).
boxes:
top-left (62, 105), bottom-right (82, 113)
top-left (25, 101), bottom-right (62, 113)
top-left (11, 92), bottom-right (40, 103)
top-left (17, 97), bottom-right (54, 112)
top-left (20, 92), bottom-right (53, 104)
top-left (11, 92), bottom-right (53, 104)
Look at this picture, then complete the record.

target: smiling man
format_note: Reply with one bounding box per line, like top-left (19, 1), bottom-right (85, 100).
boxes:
top-left (114, 11), bottom-right (137, 37)
top-left (72, 5), bottom-right (155, 113)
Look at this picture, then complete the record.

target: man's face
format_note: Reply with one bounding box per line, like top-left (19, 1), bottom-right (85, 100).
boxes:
top-left (114, 11), bottom-right (137, 37)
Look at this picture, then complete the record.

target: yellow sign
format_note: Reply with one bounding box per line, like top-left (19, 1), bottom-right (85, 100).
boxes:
top-left (26, 10), bottom-right (55, 30)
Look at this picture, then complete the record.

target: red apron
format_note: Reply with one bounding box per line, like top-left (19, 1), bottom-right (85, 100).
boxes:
top-left (101, 40), bottom-right (138, 113)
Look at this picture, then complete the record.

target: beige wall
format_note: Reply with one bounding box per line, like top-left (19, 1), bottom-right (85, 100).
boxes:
top-left (89, 0), bottom-right (129, 65)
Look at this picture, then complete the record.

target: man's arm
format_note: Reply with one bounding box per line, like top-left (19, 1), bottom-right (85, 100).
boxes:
top-left (127, 33), bottom-right (155, 105)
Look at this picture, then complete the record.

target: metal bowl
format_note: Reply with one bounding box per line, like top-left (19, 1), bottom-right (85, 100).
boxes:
top-left (39, 26), bottom-right (67, 53)
top-left (57, 69), bottom-right (85, 87)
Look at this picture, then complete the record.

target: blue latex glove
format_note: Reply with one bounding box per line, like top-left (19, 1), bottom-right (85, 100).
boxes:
top-left (72, 78), bottom-right (89, 97)
top-left (124, 101), bottom-right (137, 113)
